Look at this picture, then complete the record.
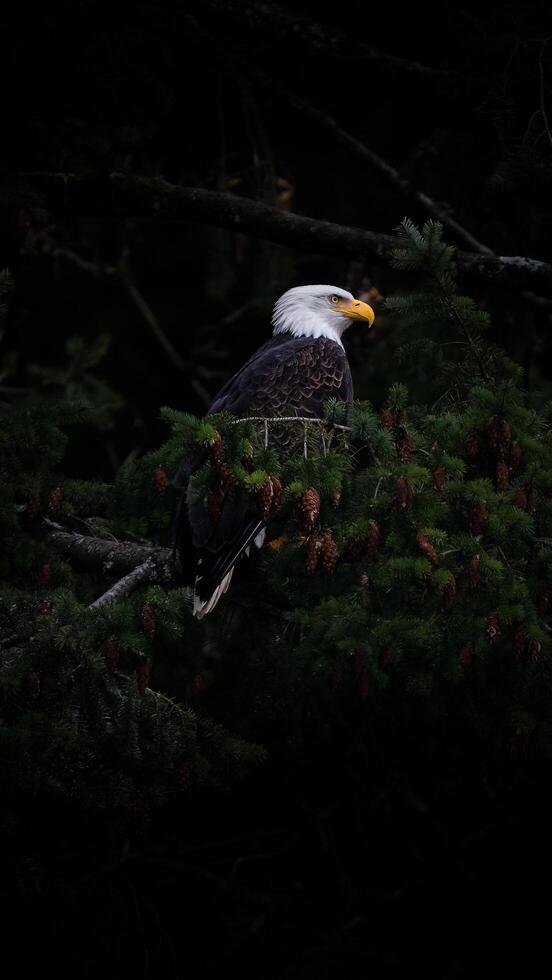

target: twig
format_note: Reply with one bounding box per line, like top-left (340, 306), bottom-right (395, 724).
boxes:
top-left (232, 415), bottom-right (351, 431)
top-left (118, 246), bottom-right (188, 371)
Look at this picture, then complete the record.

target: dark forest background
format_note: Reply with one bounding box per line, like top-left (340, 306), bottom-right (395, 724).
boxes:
top-left (3, 1), bottom-right (552, 977)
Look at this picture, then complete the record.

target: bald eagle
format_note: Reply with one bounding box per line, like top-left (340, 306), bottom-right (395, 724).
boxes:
top-left (177, 285), bottom-right (375, 618)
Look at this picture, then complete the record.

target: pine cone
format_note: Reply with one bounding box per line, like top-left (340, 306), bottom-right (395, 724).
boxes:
top-left (496, 461), bottom-right (509, 490)
top-left (485, 610), bottom-right (500, 644)
top-left (271, 476), bottom-right (283, 513)
top-left (465, 432), bottom-right (480, 461)
top-left (512, 487), bottom-right (528, 511)
top-left (26, 495), bottom-right (41, 519)
top-left (258, 479), bottom-right (273, 521)
top-left (320, 531), bottom-right (338, 573)
top-left (527, 638), bottom-right (542, 662)
top-left (432, 465), bottom-right (446, 495)
top-left (208, 431), bottom-right (223, 468)
top-left (513, 625), bottom-right (527, 659)
top-left (379, 408), bottom-right (394, 430)
top-left (443, 575), bottom-right (456, 607)
top-left (142, 603), bottom-right (156, 641)
top-left (469, 500), bottom-right (487, 535)
top-left (416, 531), bottom-right (437, 563)
top-left (392, 476), bottom-right (413, 511)
top-left (25, 672), bottom-right (41, 701)
top-left (136, 662), bottom-right (150, 696)
top-left (486, 416), bottom-right (498, 451)
top-left (219, 462), bottom-right (237, 497)
top-left (49, 486), bottom-right (63, 514)
top-left (366, 521), bottom-right (381, 559)
top-left (458, 643), bottom-right (474, 671)
top-left (153, 466), bottom-right (167, 495)
top-left (466, 555), bottom-right (481, 590)
top-left (305, 534), bottom-right (322, 573)
top-left (103, 637), bottom-right (120, 673)
top-left (509, 441), bottom-right (523, 472)
top-left (398, 435), bottom-right (413, 462)
top-left (207, 489), bottom-right (221, 526)
top-left (526, 487), bottom-right (537, 514)
top-left (537, 587), bottom-right (551, 616)
top-left (496, 418), bottom-right (512, 458)
top-left (296, 488), bottom-right (321, 530)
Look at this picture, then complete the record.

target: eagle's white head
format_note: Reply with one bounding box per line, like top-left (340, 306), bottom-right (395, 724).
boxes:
top-left (271, 284), bottom-right (375, 348)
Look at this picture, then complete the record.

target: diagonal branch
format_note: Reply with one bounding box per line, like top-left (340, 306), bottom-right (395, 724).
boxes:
top-left (11, 172), bottom-right (552, 295)
top-left (247, 68), bottom-right (493, 256)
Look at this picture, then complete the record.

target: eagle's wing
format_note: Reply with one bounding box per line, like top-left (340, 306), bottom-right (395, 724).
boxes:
top-left (178, 335), bottom-right (352, 617)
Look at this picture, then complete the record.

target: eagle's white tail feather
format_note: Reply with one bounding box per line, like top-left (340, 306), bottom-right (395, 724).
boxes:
top-left (254, 528), bottom-right (266, 549)
top-left (193, 566), bottom-right (234, 619)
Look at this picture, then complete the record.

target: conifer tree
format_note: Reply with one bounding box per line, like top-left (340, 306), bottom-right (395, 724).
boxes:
top-left (3, 220), bottom-right (552, 838)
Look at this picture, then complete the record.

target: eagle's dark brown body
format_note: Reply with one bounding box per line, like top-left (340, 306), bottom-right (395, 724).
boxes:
top-left (178, 333), bottom-right (353, 615)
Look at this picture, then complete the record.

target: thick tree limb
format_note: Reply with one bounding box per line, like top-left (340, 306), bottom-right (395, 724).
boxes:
top-left (12, 172), bottom-right (552, 295)
top-left (43, 517), bottom-right (175, 581)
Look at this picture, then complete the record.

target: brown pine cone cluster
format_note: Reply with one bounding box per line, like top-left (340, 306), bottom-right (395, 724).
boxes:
top-left (49, 485), bottom-right (63, 514)
top-left (153, 465), bottom-right (167, 495)
top-left (103, 637), bottom-right (120, 673)
top-left (432, 465), bottom-right (446, 495)
top-left (416, 531), bottom-right (437, 563)
top-left (346, 521), bottom-right (380, 562)
top-left (485, 609), bottom-right (500, 644)
top-left (296, 487), bottom-right (321, 530)
top-left (458, 643), bottom-right (474, 671)
top-left (305, 530), bottom-right (338, 573)
top-left (257, 476), bottom-right (283, 520)
top-left (466, 555), bottom-right (481, 590)
top-left (136, 662), bottom-right (151, 696)
top-left (442, 575), bottom-right (456, 607)
top-left (464, 416), bottom-right (523, 493)
top-left (142, 602), bottom-right (156, 641)
top-left (513, 625), bottom-right (541, 662)
top-left (469, 500), bottom-right (487, 535)
top-left (392, 476), bottom-right (413, 511)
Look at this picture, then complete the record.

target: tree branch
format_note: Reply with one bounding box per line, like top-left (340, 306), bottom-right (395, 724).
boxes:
top-left (193, 0), bottom-right (458, 83)
top-left (247, 68), bottom-right (493, 256)
top-left (89, 559), bottom-right (159, 608)
top-left (11, 172), bottom-right (552, 295)
top-left (43, 517), bottom-right (175, 581)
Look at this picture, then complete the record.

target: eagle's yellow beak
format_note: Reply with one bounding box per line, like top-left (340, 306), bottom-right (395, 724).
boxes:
top-left (337, 297), bottom-right (375, 326)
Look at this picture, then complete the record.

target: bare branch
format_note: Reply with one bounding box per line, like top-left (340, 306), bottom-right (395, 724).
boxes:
top-left (12, 172), bottom-right (552, 295)
top-left (248, 68), bottom-right (493, 256)
top-left (193, 0), bottom-right (458, 82)
top-left (43, 517), bottom-right (175, 580)
top-left (89, 559), bottom-right (159, 608)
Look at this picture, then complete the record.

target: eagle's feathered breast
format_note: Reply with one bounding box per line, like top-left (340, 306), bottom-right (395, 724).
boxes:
top-left (208, 334), bottom-right (352, 418)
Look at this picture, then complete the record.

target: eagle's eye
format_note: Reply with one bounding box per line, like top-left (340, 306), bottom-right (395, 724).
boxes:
top-left (329, 294), bottom-right (340, 305)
